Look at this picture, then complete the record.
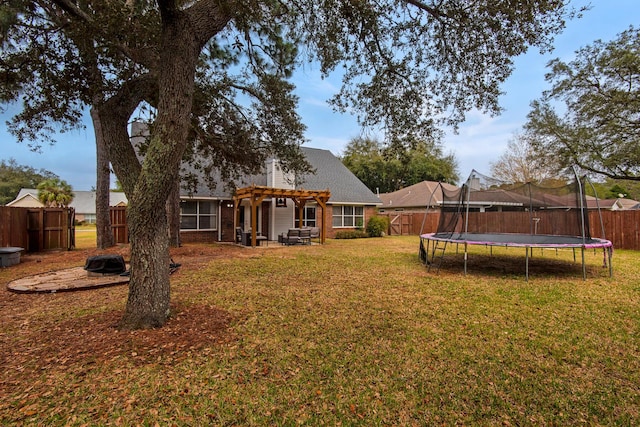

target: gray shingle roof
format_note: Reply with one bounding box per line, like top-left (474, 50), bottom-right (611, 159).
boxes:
top-left (297, 147), bottom-right (381, 204)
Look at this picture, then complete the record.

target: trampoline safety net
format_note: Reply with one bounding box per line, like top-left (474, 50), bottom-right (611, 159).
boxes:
top-left (436, 170), bottom-right (595, 240)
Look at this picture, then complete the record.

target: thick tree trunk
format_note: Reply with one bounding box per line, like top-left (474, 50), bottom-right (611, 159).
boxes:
top-left (117, 5), bottom-right (202, 329)
top-left (91, 107), bottom-right (115, 249)
top-left (100, 2), bottom-right (231, 330)
top-left (119, 197), bottom-right (171, 329)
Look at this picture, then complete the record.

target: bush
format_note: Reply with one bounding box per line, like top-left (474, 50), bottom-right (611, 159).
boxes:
top-left (334, 230), bottom-right (369, 239)
top-left (366, 216), bottom-right (389, 237)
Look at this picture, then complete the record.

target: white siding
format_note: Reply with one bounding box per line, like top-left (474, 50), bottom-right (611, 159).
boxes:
top-left (270, 200), bottom-right (295, 240)
top-left (266, 159), bottom-right (295, 189)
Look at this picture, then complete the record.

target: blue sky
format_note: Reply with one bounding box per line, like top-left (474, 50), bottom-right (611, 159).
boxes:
top-left (2, 0), bottom-right (639, 190)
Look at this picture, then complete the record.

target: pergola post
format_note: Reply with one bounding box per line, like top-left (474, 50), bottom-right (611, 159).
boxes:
top-left (313, 194), bottom-right (329, 244)
top-left (250, 193), bottom-right (266, 247)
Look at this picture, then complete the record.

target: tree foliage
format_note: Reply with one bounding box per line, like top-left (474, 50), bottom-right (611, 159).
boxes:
top-left (525, 26), bottom-right (640, 181)
top-left (37, 177), bottom-right (74, 207)
top-left (490, 132), bottom-right (562, 184)
top-left (342, 136), bottom-right (458, 193)
top-left (0, 158), bottom-right (58, 205)
top-left (1, 0), bottom-right (579, 328)
top-left (587, 178), bottom-right (640, 201)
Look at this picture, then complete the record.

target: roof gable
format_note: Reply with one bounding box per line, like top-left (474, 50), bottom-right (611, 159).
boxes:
top-left (6, 192), bottom-right (43, 207)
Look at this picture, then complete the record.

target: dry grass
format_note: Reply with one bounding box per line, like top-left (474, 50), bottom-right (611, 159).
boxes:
top-left (1, 236), bottom-right (638, 425)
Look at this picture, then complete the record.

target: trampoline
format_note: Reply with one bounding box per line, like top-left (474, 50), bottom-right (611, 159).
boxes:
top-left (419, 168), bottom-right (614, 280)
top-left (420, 232), bottom-right (613, 280)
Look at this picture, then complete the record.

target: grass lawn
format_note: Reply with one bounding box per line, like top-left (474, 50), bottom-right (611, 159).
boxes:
top-left (1, 236), bottom-right (638, 425)
top-left (74, 224), bottom-right (98, 249)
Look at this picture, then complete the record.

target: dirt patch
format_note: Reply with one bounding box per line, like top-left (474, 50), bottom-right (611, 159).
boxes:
top-left (0, 243), bottom-right (251, 397)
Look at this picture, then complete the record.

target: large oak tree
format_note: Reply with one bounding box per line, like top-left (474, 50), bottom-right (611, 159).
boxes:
top-left (525, 26), bottom-right (640, 181)
top-left (2, 0), bottom-right (579, 328)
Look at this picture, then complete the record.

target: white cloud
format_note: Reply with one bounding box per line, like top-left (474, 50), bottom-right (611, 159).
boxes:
top-left (444, 110), bottom-right (523, 179)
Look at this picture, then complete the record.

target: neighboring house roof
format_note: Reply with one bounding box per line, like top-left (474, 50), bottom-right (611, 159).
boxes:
top-left (588, 198), bottom-right (640, 211)
top-left (6, 191), bottom-right (43, 207)
top-left (180, 146), bottom-right (382, 205)
top-left (7, 189), bottom-right (128, 213)
top-left (378, 181), bottom-right (459, 209)
top-left (615, 198), bottom-right (640, 210)
top-left (71, 191), bottom-right (129, 214)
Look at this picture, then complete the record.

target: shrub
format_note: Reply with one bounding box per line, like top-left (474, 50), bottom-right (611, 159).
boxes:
top-left (334, 230), bottom-right (369, 239)
top-left (366, 216), bottom-right (389, 237)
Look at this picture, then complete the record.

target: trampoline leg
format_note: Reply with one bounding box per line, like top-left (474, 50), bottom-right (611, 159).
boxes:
top-left (464, 243), bottom-right (468, 276)
top-left (581, 246), bottom-right (586, 281)
top-left (525, 246), bottom-right (529, 282)
top-left (607, 248), bottom-right (613, 278)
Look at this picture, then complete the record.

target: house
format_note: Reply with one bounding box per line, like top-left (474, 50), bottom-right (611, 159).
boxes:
top-left (175, 146), bottom-right (383, 243)
top-left (128, 120), bottom-right (382, 243)
top-left (7, 189), bottom-right (128, 223)
top-left (589, 197), bottom-right (640, 211)
top-left (378, 181), bottom-right (459, 213)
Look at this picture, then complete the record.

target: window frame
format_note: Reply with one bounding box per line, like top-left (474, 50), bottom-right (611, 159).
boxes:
top-left (180, 200), bottom-right (218, 231)
top-left (332, 205), bottom-right (365, 228)
top-left (295, 205), bottom-right (317, 228)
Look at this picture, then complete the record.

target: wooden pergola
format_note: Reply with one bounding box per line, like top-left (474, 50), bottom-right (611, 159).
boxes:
top-left (233, 185), bottom-right (331, 247)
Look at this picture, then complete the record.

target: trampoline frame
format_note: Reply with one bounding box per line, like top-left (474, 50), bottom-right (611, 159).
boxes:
top-left (420, 232), bottom-right (613, 281)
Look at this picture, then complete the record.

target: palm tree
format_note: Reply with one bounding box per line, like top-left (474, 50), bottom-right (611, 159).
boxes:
top-left (37, 178), bottom-right (74, 207)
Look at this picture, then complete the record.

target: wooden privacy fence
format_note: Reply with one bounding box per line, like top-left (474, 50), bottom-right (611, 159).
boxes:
top-left (0, 207), bottom-right (75, 252)
top-left (378, 210), bottom-right (640, 251)
top-left (1, 206), bottom-right (129, 252)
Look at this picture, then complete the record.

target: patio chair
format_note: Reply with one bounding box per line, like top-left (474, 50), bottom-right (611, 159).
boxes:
top-left (299, 228), bottom-right (312, 245)
top-left (305, 227), bottom-right (320, 242)
top-left (280, 228), bottom-right (301, 245)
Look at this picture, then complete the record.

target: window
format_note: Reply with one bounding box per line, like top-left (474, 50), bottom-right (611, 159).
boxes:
top-left (332, 205), bottom-right (364, 228)
top-left (295, 206), bottom-right (316, 227)
top-left (180, 200), bottom-right (217, 231)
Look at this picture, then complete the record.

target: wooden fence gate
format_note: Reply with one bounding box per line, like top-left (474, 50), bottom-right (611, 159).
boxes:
top-left (0, 207), bottom-right (75, 252)
top-left (27, 208), bottom-right (76, 251)
top-left (1, 206), bottom-right (129, 251)
top-left (385, 213), bottom-right (413, 235)
top-left (110, 206), bottom-right (128, 244)
top-left (379, 212), bottom-right (440, 236)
